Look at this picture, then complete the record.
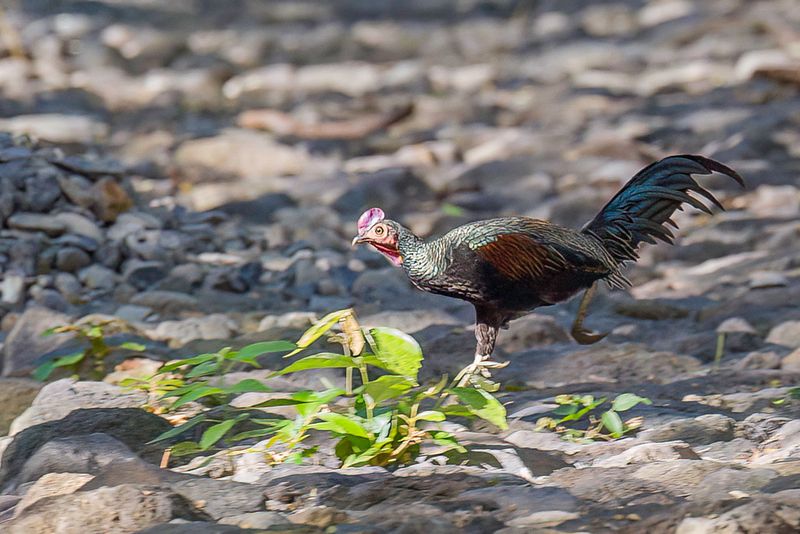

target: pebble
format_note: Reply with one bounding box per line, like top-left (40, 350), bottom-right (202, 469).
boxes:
top-left (7, 213), bottom-right (66, 236)
top-left (55, 246), bottom-right (92, 272)
top-left (766, 321), bottom-right (800, 349)
top-left (78, 264), bottom-right (118, 290)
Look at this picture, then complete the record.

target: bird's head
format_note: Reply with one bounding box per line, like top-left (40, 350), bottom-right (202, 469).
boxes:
top-left (351, 207), bottom-right (403, 266)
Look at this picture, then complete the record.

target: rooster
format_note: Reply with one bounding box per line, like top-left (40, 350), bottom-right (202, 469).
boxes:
top-left (352, 155), bottom-right (744, 383)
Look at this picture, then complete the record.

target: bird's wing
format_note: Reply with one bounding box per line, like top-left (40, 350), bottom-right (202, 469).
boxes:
top-left (472, 232), bottom-right (609, 282)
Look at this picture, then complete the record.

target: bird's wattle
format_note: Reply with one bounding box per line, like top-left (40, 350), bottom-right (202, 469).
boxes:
top-left (370, 242), bottom-right (403, 266)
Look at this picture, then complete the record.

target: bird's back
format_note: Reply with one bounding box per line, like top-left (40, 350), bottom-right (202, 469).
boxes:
top-left (401, 216), bottom-right (615, 310)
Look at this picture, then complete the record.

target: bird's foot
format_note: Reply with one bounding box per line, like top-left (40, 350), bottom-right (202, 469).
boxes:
top-left (571, 325), bottom-right (609, 345)
top-left (455, 354), bottom-right (509, 387)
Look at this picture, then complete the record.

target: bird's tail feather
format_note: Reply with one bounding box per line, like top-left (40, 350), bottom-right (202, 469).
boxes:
top-left (581, 155), bottom-right (744, 276)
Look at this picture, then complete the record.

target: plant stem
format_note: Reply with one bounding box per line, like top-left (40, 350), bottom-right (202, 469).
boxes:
top-left (714, 332), bottom-right (725, 368)
top-left (346, 367), bottom-right (353, 396)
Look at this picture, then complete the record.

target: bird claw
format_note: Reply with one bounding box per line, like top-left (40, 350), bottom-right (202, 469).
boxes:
top-left (571, 325), bottom-right (609, 345)
top-left (455, 356), bottom-right (509, 386)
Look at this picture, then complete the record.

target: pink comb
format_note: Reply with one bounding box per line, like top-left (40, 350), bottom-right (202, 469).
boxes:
top-left (357, 207), bottom-right (385, 234)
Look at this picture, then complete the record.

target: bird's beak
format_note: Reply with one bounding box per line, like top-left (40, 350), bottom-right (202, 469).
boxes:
top-left (351, 235), bottom-right (367, 247)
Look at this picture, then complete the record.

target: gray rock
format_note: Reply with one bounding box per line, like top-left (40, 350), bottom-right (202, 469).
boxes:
top-left (0, 114), bottom-right (108, 144)
top-left (78, 264), bottom-right (117, 290)
top-left (22, 173), bottom-right (61, 212)
top-left (690, 467), bottom-right (778, 504)
top-left (6, 213), bottom-right (66, 236)
top-left (0, 378), bottom-right (41, 435)
top-left (697, 438), bottom-right (757, 463)
top-left (55, 233), bottom-right (99, 253)
top-left (30, 288), bottom-right (71, 312)
top-left (9, 379), bottom-right (147, 435)
top-left (455, 485), bottom-right (578, 523)
top-left (174, 128), bottom-right (308, 181)
top-left (57, 174), bottom-right (95, 208)
top-left (129, 291), bottom-right (200, 315)
top-left (677, 490), bottom-right (800, 533)
top-left (500, 314), bottom-right (570, 352)
top-left (359, 309), bottom-right (461, 334)
top-left (1, 273), bottom-right (25, 305)
top-left (55, 246), bottom-right (92, 272)
top-left (766, 320), bottom-right (800, 348)
top-left (13, 472), bottom-right (95, 517)
top-left (94, 241), bottom-right (122, 270)
top-left (146, 314), bottom-right (237, 346)
top-left (593, 441), bottom-right (698, 467)
top-left (2, 307), bottom-right (72, 377)
top-left (123, 259), bottom-right (168, 289)
top-left (54, 273), bottom-right (83, 303)
top-left (106, 211), bottom-right (163, 241)
top-left (5, 483), bottom-right (201, 534)
top-left (53, 212), bottom-right (104, 242)
top-left (114, 304), bottom-right (153, 323)
top-left (220, 511), bottom-right (291, 529)
top-left (0, 408), bottom-right (171, 490)
top-left (16, 433), bottom-right (142, 485)
top-left (781, 348), bottom-right (800, 372)
top-left (638, 414), bottom-right (736, 446)
top-left (169, 477), bottom-right (266, 520)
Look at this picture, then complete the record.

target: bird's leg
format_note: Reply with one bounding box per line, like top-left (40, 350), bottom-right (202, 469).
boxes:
top-left (571, 282), bottom-right (609, 345)
top-left (455, 320), bottom-right (508, 387)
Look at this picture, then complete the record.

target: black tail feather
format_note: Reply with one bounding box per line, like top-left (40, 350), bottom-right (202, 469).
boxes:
top-left (582, 155), bottom-right (745, 266)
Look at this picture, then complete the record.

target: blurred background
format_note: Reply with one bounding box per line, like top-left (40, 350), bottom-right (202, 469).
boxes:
top-left (1, 0), bottom-right (799, 346)
top-left (2, 4), bottom-right (800, 531)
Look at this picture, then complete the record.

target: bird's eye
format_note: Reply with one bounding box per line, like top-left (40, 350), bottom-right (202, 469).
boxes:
top-left (375, 226), bottom-right (384, 235)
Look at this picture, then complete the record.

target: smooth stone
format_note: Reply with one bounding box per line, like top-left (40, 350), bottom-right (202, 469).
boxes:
top-left (7, 213), bottom-right (66, 236)
top-left (78, 264), bottom-right (117, 290)
top-left (2, 307), bottom-right (72, 377)
top-left (55, 247), bottom-right (92, 273)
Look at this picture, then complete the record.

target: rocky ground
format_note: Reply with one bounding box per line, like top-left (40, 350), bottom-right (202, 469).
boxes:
top-left (1, 0), bottom-right (800, 532)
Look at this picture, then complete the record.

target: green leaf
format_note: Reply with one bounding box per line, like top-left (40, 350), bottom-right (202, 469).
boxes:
top-left (199, 419), bottom-right (238, 450)
top-left (612, 393), bottom-right (652, 412)
top-left (294, 388), bottom-right (346, 405)
top-left (169, 385), bottom-right (225, 409)
top-left (416, 410), bottom-right (446, 422)
top-left (233, 341), bottom-right (296, 365)
top-left (312, 413), bottom-right (371, 438)
top-left (148, 414), bottom-right (208, 444)
top-left (552, 404), bottom-right (579, 416)
top-left (450, 387), bottom-right (508, 429)
top-left (32, 361), bottom-right (58, 382)
top-left (441, 404), bottom-right (474, 418)
top-left (41, 327), bottom-right (58, 337)
top-left (272, 353), bottom-right (357, 376)
top-left (287, 309), bottom-right (352, 357)
top-left (601, 410), bottom-right (624, 438)
top-left (185, 359), bottom-right (222, 379)
top-left (119, 342), bottom-right (146, 351)
top-left (361, 375), bottom-right (415, 405)
top-left (250, 397), bottom-right (307, 408)
top-left (159, 353), bottom-right (217, 373)
top-left (32, 351), bottom-right (86, 381)
top-left (224, 379), bottom-right (271, 394)
top-left (169, 441), bottom-right (204, 457)
top-left (441, 203), bottom-right (465, 217)
top-left (558, 397), bottom-right (606, 424)
top-left (228, 427), bottom-right (279, 442)
top-left (367, 327), bottom-right (423, 379)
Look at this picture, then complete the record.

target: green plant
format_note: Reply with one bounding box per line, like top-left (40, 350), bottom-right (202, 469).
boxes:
top-left (771, 387), bottom-right (800, 406)
top-left (143, 309), bottom-right (508, 468)
top-left (33, 321), bottom-right (146, 381)
top-left (535, 393), bottom-right (652, 441)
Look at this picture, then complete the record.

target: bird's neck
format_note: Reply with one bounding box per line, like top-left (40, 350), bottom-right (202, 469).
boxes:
top-left (396, 226), bottom-right (447, 281)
